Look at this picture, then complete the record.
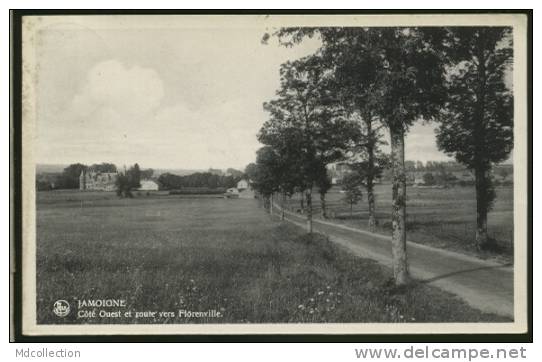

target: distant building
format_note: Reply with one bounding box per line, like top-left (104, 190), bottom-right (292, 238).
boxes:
top-left (138, 179), bottom-right (159, 191)
top-left (236, 179), bottom-right (255, 199)
top-left (79, 170), bottom-right (117, 191)
top-left (237, 179), bottom-right (249, 190)
top-left (408, 171), bottom-right (426, 184)
top-left (413, 175), bottom-right (425, 185)
top-left (224, 187), bottom-right (240, 199)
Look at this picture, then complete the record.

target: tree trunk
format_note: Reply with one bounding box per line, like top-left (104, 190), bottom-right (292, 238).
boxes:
top-left (475, 167), bottom-right (490, 249)
top-left (270, 193), bottom-right (274, 215)
top-left (367, 182), bottom-right (376, 232)
top-left (320, 192), bottom-right (327, 219)
top-left (281, 192), bottom-right (285, 221)
top-left (306, 188), bottom-right (313, 234)
top-left (390, 126), bottom-right (409, 286)
top-left (473, 45), bottom-right (493, 251)
top-left (300, 191), bottom-right (305, 211)
top-left (365, 115), bottom-right (377, 232)
top-left (263, 196), bottom-right (270, 212)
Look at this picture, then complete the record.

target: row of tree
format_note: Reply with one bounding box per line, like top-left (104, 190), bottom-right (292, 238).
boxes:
top-left (157, 172), bottom-right (243, 190)
top-left (405, 160), bottom-right (466, 172)
top-left (250, 27), bottom-right (513, 286)
top-left (36, 162), bottom-right (154, 192)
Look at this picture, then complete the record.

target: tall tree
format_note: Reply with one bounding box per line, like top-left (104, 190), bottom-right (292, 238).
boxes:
top-left (268, 29), bottom-right (389, 229)
top-left (245, 161), bottom-right (272, 209)
top-left (116, 163), bottom-right (142, 197)
top-left (436, 27), bottom-right (513, 249)
top-left (275, 28), bottom-right (447, 285)
top-left (259, 54), bottom-right (359, 233)
top-left (341, 172), bottom-right (364, 217)
top-left (244, 163), bottom-right (259, 182)
top-left (140, 168), bottom-right (154, 180)
top-left (128, 163), bottom-right (141, 189)
top-left (89, 162), bottom-right (117, 173)
top-left (250, 147), bottom-right (284, 212)
top-left (61, 163), bottom-right (88, 189)
top-left (115, 173), bottom-right (133, 198)
top-left (344, 113), bottom-right (389, 231)
top-left (317, 33), bottom-right (389, 231)
top-left (315, 166), bottom-right (332, 219)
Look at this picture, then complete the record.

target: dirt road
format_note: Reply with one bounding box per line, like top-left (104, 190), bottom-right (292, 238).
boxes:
top-left (273, 205), bottom-right (514, 318)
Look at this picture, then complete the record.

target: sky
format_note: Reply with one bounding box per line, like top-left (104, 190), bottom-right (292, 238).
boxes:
top-left (32, 17), bottom-right (497, 171)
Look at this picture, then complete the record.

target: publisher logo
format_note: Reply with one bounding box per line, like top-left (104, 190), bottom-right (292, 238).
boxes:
top-left (53, 300), bottom-right (70, 317)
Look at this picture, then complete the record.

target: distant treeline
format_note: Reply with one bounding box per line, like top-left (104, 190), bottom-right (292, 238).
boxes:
top-left (169, 188), bottom-right (226, 195)
top-left (158, 172), bottom-right (243, 190)
top-left (378, 161), bottom-right (513, 185)
top-left (36, 162), bottom-right (246, 191)
top-left (379, 160), bottom-right (514, 174)
top-left (404, 161), bottom-right (466, 172)
top-left (36, 162), bottom-right (153, 191)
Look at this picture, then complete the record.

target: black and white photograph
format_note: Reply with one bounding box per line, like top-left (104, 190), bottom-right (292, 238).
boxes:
top-left (14, 13), bottom-right (530, 337)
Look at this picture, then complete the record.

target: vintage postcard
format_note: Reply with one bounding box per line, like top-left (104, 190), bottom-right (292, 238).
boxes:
top-left (14, 12), bottom-right (530, 337)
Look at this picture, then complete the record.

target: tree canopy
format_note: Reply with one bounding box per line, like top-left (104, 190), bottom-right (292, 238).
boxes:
top-left (436, 27), bottom-right (513, 170)
top-left (275, 27), bottom-right (448, 131)
top-left (258, 54), bottom-right (360, 190)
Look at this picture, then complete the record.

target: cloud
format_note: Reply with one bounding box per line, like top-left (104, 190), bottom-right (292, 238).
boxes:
top-left (39, 57), bottom-right (456, 169)
top-left (38, 60), bottom-right (166, 165)
top-left (39, 58), bottom-right (264, 169)
top-left (35, 26), bottom-right (324, 169)
top-left (68, 59), bottom-right (164, 122)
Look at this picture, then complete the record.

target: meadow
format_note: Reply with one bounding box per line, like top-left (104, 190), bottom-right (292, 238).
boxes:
top-left (36, 190), bottom-right (508, 324)
top-left (287, 185), bottom-right (514, 262)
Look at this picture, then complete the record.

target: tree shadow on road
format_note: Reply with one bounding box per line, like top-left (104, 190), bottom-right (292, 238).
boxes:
top-left (418, 263), bottom-right (513, 284)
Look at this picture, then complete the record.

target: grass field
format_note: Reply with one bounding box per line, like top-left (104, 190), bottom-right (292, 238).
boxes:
top-left (286, 185), bottom-right (514, 262)
top-left (36, 190), bottom-right (508, 324)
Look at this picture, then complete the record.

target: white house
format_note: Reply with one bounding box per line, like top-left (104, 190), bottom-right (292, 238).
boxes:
top-left (224, 187), bottom-right (240, 199)
top-left (413, 175), bottom-right (425, 185)
top-left (237, 179), bottom-right (249, 190)
top-left (138, 179), bottom-right (159, 191)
